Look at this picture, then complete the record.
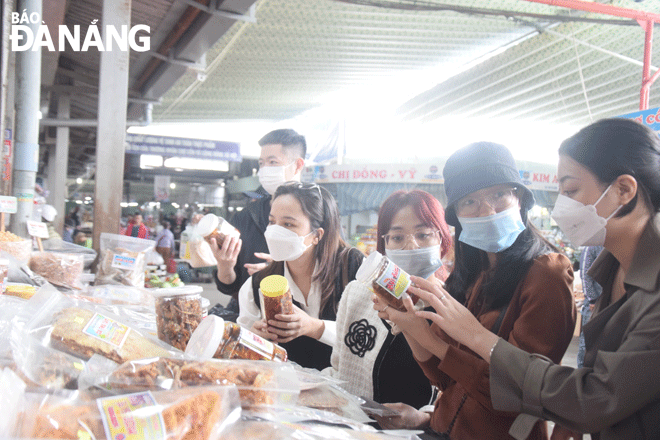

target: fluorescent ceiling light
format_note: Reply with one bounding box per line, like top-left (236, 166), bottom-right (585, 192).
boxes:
top-left (140, 155), bottom-right (163, 169)
top-left (163, 157), bottom-right (228, 172)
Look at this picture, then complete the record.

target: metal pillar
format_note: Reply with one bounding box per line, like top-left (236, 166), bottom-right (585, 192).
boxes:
top-left (49, 94), bottom-right (69, 233)
top-left (639, 21), bottom-right (660, 111)
top-left (93, 0), bottom-right (131, 250)
top-left (10, 0), bottom-right (41, 237)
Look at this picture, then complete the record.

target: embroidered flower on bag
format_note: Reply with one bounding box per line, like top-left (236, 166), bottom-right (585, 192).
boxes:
top-left (345, 319), bottom-right (377, 357)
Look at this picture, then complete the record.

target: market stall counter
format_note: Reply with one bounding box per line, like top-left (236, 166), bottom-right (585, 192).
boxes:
top-left (0, 236), bottom-right (424, 440)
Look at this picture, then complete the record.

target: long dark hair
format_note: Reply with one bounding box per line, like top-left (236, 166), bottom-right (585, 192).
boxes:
top-left (376, 190), bottom-right (453, 281)
top-left (265, 181), bottom-right (348, 313)
top-left (444, 198), bottom-right (558, 311)
top-left (558, 118), bottom-right (660, 216)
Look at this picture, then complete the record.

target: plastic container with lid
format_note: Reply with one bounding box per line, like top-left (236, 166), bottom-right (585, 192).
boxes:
top-left (153, 285), bottom-right (205, 351)
top-left (355, 251), bottom-right (412, 312)
top-left (0, 258), bottom-right (9, 293)
top-left (259, 275), bottom-right (294, 322)
top-left (185, 315), bottom-right (288, 362)
top-left (194, 214), bottom-right (240, 248)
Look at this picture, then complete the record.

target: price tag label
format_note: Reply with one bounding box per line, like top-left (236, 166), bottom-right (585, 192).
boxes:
top-left (27, 220), bottom-right (49, 238)
top-left (0, 196), bottom-right (17, 213)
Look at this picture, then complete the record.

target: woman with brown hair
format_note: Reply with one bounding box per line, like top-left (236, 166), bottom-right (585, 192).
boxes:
top-left (237, 181), bottom-right (364, 370)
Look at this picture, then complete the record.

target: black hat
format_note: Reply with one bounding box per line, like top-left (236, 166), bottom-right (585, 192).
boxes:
top-left (443, 142), bottom-right (534, 226)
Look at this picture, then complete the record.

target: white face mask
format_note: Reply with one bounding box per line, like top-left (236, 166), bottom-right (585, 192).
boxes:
top-left (551, 185), bottom-right (621, 247)
top-left (264, 224), bottom-right (314, 261)
top-left (258, 162), bottom-right (295, 196)
top-left (385, 245), bottom-right (443, 279)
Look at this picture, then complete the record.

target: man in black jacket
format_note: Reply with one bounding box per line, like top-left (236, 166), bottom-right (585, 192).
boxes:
top-left (211, 129), bottom-right (307, 312)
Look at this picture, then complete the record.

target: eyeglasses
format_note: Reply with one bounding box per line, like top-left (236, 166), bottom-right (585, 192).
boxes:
top-left (382, 230), bottom-right (441, 250)
top-left (455, 186), bottom-right (519, 217)
top-left (280, 181), bottom-right (323, 199)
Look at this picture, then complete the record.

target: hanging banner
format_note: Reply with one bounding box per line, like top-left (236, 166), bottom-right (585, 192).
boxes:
top-left (154, 175), bottom-right (170, 202)
top-left (304, 164), bottom-right (443, 184)
top-left (125, 134), bottom-right (241, 162)
top-left (305, 161), bottom-right (558, 191)
top-left (618, 107), bottom-right (660, 132)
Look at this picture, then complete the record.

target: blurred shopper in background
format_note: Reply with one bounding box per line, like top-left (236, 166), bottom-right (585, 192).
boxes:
top-left (374, 142), bottom-right (576, 439)
top-left (155, 221), bottom-right (175, 263)
top-left (327, 189), bottom-right (452, 409)
top-left (238, 182), bottom-right (364, 370)
top-left (211, 129), bottom-right (307, 313)
top-left (124, 212), bottom-right (149, 239)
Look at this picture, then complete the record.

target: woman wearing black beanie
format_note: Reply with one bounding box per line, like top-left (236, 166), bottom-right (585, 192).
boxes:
top-left (374, 142), bottom-right (576, 440)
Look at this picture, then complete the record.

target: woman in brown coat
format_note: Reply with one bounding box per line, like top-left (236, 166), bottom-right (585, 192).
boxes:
top-left (375, 142), bottom-right (576, 439)
top-left (412, 119), bottom-right (660, 440)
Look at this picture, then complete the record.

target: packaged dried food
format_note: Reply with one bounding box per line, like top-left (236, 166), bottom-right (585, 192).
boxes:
top-left (10, 333), bottom-right (83, 391)
top-left (355, 251), bottom-right (412, 312)
top-left (41, 238), bottom-right (97, 270)
top-left (49, 306), bottom-right (173, 363)
top-left (29, 251), bottom-right (84, 290)
top-left (80, 284), bottom-right (155, 307)
top-left (81, 356), bottom-right (300, 407)
top-left (186, 315), bottom-right (288, 362)
top-left (0, 234), bottom-right (32, 264)
top-left (21, 289), bottom-right (178, 368)
top-left (95, 232), bottom-right (155, 287)
top-left (260, 274), bottom-right (294, 322)
top-left (4, 283), bottom-right (37, 299)
top-left (194, 213), bottom-right (240, 247)
top-left (154, 286), bottom-right (205, 351)
top-left (14, 386), bottom-right (241, 439)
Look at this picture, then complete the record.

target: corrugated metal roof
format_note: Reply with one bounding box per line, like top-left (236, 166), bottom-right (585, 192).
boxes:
top-left (36, 0), bottom-right (660, 177)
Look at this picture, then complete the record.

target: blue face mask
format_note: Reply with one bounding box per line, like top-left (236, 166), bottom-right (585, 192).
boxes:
top-left (457, 207), bottom-right (526, 253)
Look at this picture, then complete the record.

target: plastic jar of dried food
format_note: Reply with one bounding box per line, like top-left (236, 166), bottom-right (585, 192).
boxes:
top-left (185, 315), bottom-right (288, 362)
top-left (194, 214), bottom-right (240, 248)
top-left (259, 275), bottom-right (294, 322)
top-left (355, 251), bottom-right (412, 312)
top-left (154, 286), bottom-right (205, 351)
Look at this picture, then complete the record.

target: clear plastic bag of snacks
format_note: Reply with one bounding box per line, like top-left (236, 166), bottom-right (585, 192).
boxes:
top-left (29, 251), bottom-right (84, 290)
top-left (41, 238), bottom-right (97, 270)
top-left (0, 230), bottom-right (32, 264)
top-left (80, 356), bottom-right (300, 408)
top-left (12, 385), bottom-right (241, 439)
top-left (20, 288), bottom-right (178, 366)
top-left (95, 233), bottom-right (155, 287)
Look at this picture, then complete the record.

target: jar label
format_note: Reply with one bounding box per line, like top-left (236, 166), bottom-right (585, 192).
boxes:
top-left (375, 260), bottom-right (411, 299)
top-left (239, 328), bottom-right (275, 359)
top-left (98, 391), bottom-right (166, 440)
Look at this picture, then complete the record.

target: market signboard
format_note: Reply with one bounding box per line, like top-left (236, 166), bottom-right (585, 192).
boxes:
top-left (125, 134), bottom-right (241, 162)
top-left (306, 162), bottom-right (559, 191)
top-left (0, 196), bottom-right (17, 213)
top-left (304, 164), bottom-right (443, 184)
top-left (618, 106), bottom-right (660, 132)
